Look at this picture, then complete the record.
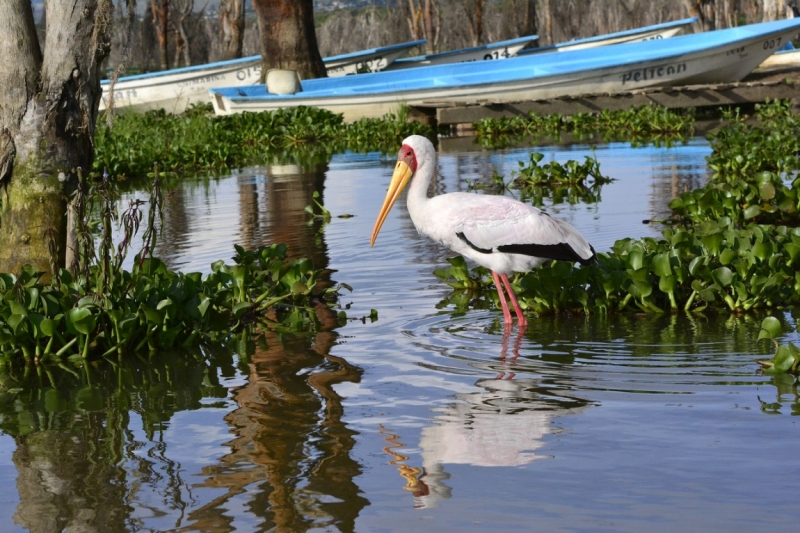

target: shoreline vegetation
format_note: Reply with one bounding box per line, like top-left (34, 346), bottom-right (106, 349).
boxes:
top-left (1, 100), bottom-right (799, 378)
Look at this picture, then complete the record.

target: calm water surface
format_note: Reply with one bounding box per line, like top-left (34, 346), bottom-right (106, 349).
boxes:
top-left (1, 137), bottom-right (799, 532)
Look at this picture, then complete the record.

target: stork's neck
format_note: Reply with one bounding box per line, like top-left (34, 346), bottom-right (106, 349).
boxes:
top-left (405, 159), bottom-right (433, 222)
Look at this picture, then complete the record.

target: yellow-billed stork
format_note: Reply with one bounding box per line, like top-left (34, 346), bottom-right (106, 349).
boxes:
top-left (370, 135), bottom-right (596, 327)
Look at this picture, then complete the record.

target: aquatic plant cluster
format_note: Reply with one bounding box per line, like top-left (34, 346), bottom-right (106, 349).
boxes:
top-left (511, 151), bottom-right (615, 206)
top-left (0, 172), bottom-right (349, 365)
top-left (95, 104), bottom-right (433, 180)
top-left (440, 100), bottom-right (800, 318)
top-left (473, 104), bottom-right (695, 148)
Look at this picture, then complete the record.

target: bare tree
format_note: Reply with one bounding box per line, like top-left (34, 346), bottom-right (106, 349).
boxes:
top-left (407, 0), bottom-right (441, 53)
top-left (172, 0), bottom-right (194, 67)
top-left (507, 0), bottom-right (537, 37)
top-left (252, 0), bottom-right (326, 80)
top-left (539, 0), bottom-right (553, 44)
top-left (0, 0), bottom-right (112, 273)
top-left (465, 0), bottom-right (484, 46)
top-left (218, 0), bottom-right (246, 60)
top-left (152, 0), bottom-right (170, 70)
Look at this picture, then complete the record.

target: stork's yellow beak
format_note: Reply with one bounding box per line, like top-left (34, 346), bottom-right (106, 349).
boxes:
top-left (370, 160), bottom-right (413, 246)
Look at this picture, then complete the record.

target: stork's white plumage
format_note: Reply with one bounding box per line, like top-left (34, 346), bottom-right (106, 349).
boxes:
top-left (370, 135), bottom-right (596, 326)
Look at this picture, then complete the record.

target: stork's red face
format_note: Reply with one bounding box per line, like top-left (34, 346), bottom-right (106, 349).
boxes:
top-left (398, 144), bottom-right (418, 173)
top-left (370, 144), bottom-right (418, 246)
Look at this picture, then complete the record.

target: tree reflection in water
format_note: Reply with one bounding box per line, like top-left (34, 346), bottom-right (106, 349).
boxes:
top-left (2, 303), bottom-right (365, 532)
top-left (186, 303), bottom-right (366, 532)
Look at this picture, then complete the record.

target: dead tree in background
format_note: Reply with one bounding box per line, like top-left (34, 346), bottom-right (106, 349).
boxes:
top-left (252, 0), bottom-right (326, 79)
top-left (151, 0), bottom-right (170, 69)
top-left (407, 0), bottom-right (440, 53)
top-left (508, 0), bottom-right (537, 37)
top-left (172, 0), bottom-right (194, 67)
top-left (218, 0), bottom-right (245, 59)
top-left (465, 0), bottom-right (484, 46)
top-left (540, 0), bottom-right (553, 44)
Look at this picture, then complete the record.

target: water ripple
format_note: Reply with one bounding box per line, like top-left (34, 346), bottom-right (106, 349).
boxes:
top-left (402, 311), bottom-right (768, 399)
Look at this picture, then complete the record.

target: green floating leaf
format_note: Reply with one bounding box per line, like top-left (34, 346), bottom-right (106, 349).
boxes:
top-left (759, 316), bottom-right (782, 340)
top-left (719, 248), bottom-right (736, 265)
top-left (711, 266), bottom-right (733, 287)
top-left (743, 205), bottom-right (761, 219)
top-left (652, 253), bottom-right (671, 277)
top-left (759, 182), bottom-right (776, 201)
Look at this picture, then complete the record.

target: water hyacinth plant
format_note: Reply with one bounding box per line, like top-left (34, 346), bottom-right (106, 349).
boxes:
top-left (95, 104), bottom-right (433, 181)
top-left (510, 151), bottom-right (614, 206)
top-left (0, 168), bottom-right (351, 366)
top-left (670, 101), bottom-right (800, 227)
top-left (755, 315), bottom-right (800, 375)
top-left (473, 105), bottom-right (695, 148)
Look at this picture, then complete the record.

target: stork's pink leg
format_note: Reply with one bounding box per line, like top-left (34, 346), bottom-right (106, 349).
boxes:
top-left (490, 271), bottom-right (513, 325)
top-left (500, 274), bottom-right (528, 327)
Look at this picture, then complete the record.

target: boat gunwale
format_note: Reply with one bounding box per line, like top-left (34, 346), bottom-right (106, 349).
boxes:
top-left (518, 16), bottom-right (699, 55)
top-left (322, 39), bottom-right (428, 63)
top-left (393, 34), bottom-right (539, 64)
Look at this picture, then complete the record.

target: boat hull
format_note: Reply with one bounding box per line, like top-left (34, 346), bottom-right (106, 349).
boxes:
top-left (210, 19), bottom-right (800, 122)
top-left (100, 40), bottom-right (426, 113)
top-left (101, 58), bottom-right (262, 114)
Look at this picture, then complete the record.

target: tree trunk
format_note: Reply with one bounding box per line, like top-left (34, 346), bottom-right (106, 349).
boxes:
top-left (218, 0), bottom-right (245, 60)
top-left (172, 0), bottom-right (193, 67)
top-left (517, 0), bottom-right (537, 37)
top-left (0, 0), bottom-right (111, 274)
top-left (541, 0), bottom-right (553, 44)
top-left (252, 0), bottom-right (326, 80)
top-left (152, 0), bottom-right (170, 70)
top-left (424, 0), bottom-right (436, 51)
top-left (407, 0), bottom-right (423, 45)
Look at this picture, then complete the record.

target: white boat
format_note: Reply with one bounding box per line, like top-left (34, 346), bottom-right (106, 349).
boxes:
top-left (754, 42), bottom-right (800, 73)
top-left (384, 34), bottom-right (539, 70)
top-left (209, 18), bottom-right (800, 122)
top-left (324, 39), bottom-right (427, 76)
top-left (99, 39), bottom-right (426, 113)
top-left (519, 17), bottom-right (698, 55)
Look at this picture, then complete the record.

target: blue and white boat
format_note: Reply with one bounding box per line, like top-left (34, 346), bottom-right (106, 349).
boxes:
top-left (519, 17), bottom-right (698, 56)
top-left (210, 18), bottom-right (800, 122)
top-left (100, 39), bottom-right (426, 113)
top-left (385, 34), bottom-right (539, 70)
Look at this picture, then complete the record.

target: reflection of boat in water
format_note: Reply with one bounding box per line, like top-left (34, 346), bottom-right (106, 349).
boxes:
top-left (386, 366), bottom-right (593, 508)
